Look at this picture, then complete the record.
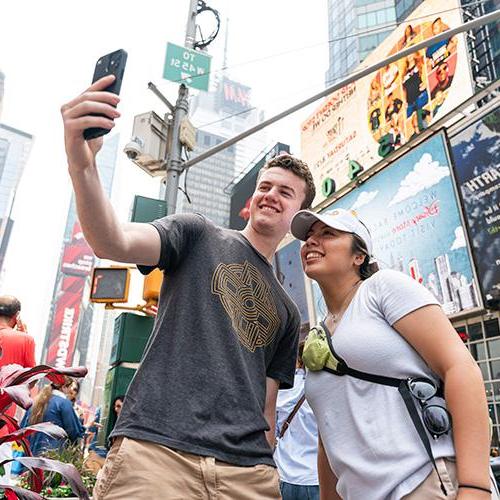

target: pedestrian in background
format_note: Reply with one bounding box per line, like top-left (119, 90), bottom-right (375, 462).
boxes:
top-left (0, 295), bottom-right (36, 484)
top-left (274, 341), bottom-right (319, 500)
top-left (291, 208), bottom-right (498, 499)
top-left (21, 377), bottom-right (85, 456)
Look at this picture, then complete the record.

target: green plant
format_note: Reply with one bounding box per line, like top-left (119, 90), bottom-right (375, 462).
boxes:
top-left (17, 444), bottom-right (96, 498)
top-left (0, 364), bottom-right (89, 499)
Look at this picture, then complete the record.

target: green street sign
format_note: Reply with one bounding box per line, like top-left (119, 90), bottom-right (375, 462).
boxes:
top-left (163, 42), bottom-right (211, 91)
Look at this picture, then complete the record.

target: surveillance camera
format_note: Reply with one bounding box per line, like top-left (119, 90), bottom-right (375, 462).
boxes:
top-left (124, 137), bottom-right (144, 160)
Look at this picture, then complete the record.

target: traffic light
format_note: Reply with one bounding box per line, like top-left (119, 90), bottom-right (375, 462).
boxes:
top-left (143, 268), bottom-right (162, 303)
top-left (90, 267), bottom-right (131, 303)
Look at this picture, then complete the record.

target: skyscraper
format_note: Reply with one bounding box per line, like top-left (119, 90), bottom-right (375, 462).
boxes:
top-left (177, 77), bottom-right (266, 228)
top-left (0, 71), bottom-right (5, 121)
top-left (0, 123), bottom-right (33, 278)
top-left (325, 0), bottom-right (423, 86)
top-left (42, 134), bottom-right (120, 370)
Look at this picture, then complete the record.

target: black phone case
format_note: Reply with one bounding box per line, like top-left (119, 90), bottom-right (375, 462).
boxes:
top-left (83, 49), bottom-right (127, 141)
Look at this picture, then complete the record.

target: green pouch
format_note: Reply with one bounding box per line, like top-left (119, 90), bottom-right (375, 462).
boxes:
top-left (302, 324), bottom-right (340, 372)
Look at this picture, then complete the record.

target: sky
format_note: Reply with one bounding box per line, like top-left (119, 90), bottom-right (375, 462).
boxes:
top-left (0, 0), bottom-right (329, 352)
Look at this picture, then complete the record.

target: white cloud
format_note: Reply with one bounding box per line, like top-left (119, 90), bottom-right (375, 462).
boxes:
top-left (451, 226), bottom-right (466, 251)
top-left (351, 190), bottom-right (379, 210)
top-left (389, 153), bottom-right (450, 206)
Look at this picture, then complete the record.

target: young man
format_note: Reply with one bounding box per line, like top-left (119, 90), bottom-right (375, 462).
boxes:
top-left (60, 75), bottom-right (316, 500)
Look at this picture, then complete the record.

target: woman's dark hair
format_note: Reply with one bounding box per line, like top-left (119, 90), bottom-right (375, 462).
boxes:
top-left (112, 395), bottom-right (125, 415)
top-left (351, 234), bottom-right (379, 280)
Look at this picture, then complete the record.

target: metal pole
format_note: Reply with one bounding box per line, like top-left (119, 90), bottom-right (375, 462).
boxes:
top-left (164, 0), bottom-right (198, 214)
top-left (182, 8), bottom-right (500, 170)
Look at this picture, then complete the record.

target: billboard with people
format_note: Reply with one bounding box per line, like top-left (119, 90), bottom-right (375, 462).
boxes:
top-left (450, 107), bottom-right (500, 309)
top-left (301, 0), bottom-right (473, 205)
top-left (310, 132), bottom-right (480, 320)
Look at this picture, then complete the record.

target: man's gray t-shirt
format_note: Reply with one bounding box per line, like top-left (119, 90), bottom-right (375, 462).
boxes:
top-left (110, 213), bottom-right (301, 466)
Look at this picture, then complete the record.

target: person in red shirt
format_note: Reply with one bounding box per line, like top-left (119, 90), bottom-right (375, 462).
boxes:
top-left (0, 295), bottom-right (36, 484)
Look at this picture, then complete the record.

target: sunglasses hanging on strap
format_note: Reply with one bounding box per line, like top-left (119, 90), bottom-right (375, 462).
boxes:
top-left (305, 322), bottom-right (452, 496)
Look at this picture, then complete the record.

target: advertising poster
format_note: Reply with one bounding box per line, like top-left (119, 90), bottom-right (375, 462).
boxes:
top-left (450, 107), bottom-right (500, 308)
top-left (60, 222), bottom-right (94, 277)
top-left (301, 0), bottom-right (473, 205)
top-left (217, 77), bottom-right (252, 114)
top-left (311, 133), bottom-right (479, 320)
top-left (274, 240), bottom-right (310, 336)
top-left (45, 277), bottom-right (86, 368)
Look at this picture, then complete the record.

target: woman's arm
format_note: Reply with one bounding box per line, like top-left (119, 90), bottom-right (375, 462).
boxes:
top-left (318, 434), bottom-right (341, 500)
top-left (60, 400), bottom-right (85, 442)
top-left (394, 304), bottom-right (491, 495)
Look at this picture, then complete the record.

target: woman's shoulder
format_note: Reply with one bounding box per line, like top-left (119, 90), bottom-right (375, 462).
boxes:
top-left (51, 394), bottom-right (71, 407)
top-left (363, 269), bottom-right (424, 295)
top-left (364, 268), bottom-right (406, 285)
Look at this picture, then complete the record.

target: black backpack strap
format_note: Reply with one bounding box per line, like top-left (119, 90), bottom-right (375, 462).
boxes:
top-left (322, 320), bottom-right (402, 387)
top-left (320, 321), bottom-right (448, 495)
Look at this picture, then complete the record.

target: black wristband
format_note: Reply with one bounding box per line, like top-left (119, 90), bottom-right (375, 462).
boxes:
top-left (458, 483), bottom-right (492, 494)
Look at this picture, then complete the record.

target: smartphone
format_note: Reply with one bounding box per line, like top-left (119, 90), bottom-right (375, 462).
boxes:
top-left (83, 49), bottom-right (127, 141)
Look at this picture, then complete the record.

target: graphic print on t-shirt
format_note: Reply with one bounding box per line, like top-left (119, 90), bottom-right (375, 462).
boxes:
top-left (211, 261), bottom-right (280, 352)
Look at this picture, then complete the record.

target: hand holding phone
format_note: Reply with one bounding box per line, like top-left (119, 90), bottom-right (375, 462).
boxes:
top-left (83, 49), bottom-right (127, 141)
top-left (15, 315), bottom-right (27, 333)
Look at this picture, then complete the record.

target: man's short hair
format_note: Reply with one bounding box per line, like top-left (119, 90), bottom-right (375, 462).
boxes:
top-left (258, 154), bottom-right (316, 209)
top-left (0, 296), bottom-right (21, 318)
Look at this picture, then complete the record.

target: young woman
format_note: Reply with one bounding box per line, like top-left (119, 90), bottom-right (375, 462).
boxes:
top-left (290, 208), bottom-right (496, 499)
top-left (21, 377), bottom-right (85, 456)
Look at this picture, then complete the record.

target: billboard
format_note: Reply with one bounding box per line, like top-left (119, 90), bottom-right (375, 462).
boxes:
top-left (229, 143), bottom-right (290, 230)
top-left (450, 107), bottom-right (500, 308)
top-left (311, 132), bottom-right (480, 320)
top-left (274, 240), bottom-right (310, 336)
top-left (60, 222), bottom-right (94, 277)
top-left (45, 277), bottom-right (86, 368)
top-left (301, 0), bottom-right (473, 205)
top-left (217, 77), bottom-right (252, 114)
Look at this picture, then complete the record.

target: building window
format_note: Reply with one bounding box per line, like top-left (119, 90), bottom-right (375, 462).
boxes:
top-left (486, 319), bottom-right (500, 339)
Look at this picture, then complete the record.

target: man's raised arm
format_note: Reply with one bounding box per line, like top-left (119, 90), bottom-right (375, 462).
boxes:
top-left (61, 75), bottom-right (160, 266)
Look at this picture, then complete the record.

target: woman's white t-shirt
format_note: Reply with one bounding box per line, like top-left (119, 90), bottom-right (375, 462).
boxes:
top-left (305, 269), bottom-right (455, 500)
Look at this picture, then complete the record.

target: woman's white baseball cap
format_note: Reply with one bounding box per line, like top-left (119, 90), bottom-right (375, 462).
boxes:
top-left (291, 208), bottom-right (374, 259)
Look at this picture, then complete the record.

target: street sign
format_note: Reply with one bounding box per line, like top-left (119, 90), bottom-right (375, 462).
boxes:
top-left (163, 42), bottom-right (211, 91)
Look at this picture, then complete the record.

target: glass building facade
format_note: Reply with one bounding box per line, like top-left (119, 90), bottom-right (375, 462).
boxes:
top-left (0, 123), bottom-right (33, 277)
top-left (455, 314), bottom-right (500, 446)
top-left (177, 129), bottom-right (236, 228)
top-left (177, 76), bottom-right (266, 228)
top-left (325, 0), bottom-right (423, 86)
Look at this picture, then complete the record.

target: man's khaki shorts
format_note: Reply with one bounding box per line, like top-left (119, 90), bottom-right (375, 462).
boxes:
top-left (93, 437), bottom-right (281, 500)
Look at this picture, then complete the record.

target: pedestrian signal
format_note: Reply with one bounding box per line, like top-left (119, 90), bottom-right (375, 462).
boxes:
top-left (143, 268), bottom-right (162, 303)
top-left (90, 267), bottom-right (131, 303)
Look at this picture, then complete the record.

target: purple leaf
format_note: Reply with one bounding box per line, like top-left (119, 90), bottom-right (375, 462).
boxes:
top-left (5, 457), bottom-right (89, 500)
top-left (0, 365), bottom-right (88, 389)
top-left (0, 385), bottom-right (32, 412)
top-left (0, 484), bottom-right (44, 499)
top-left (0, 422), bottom-right (66, 446)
